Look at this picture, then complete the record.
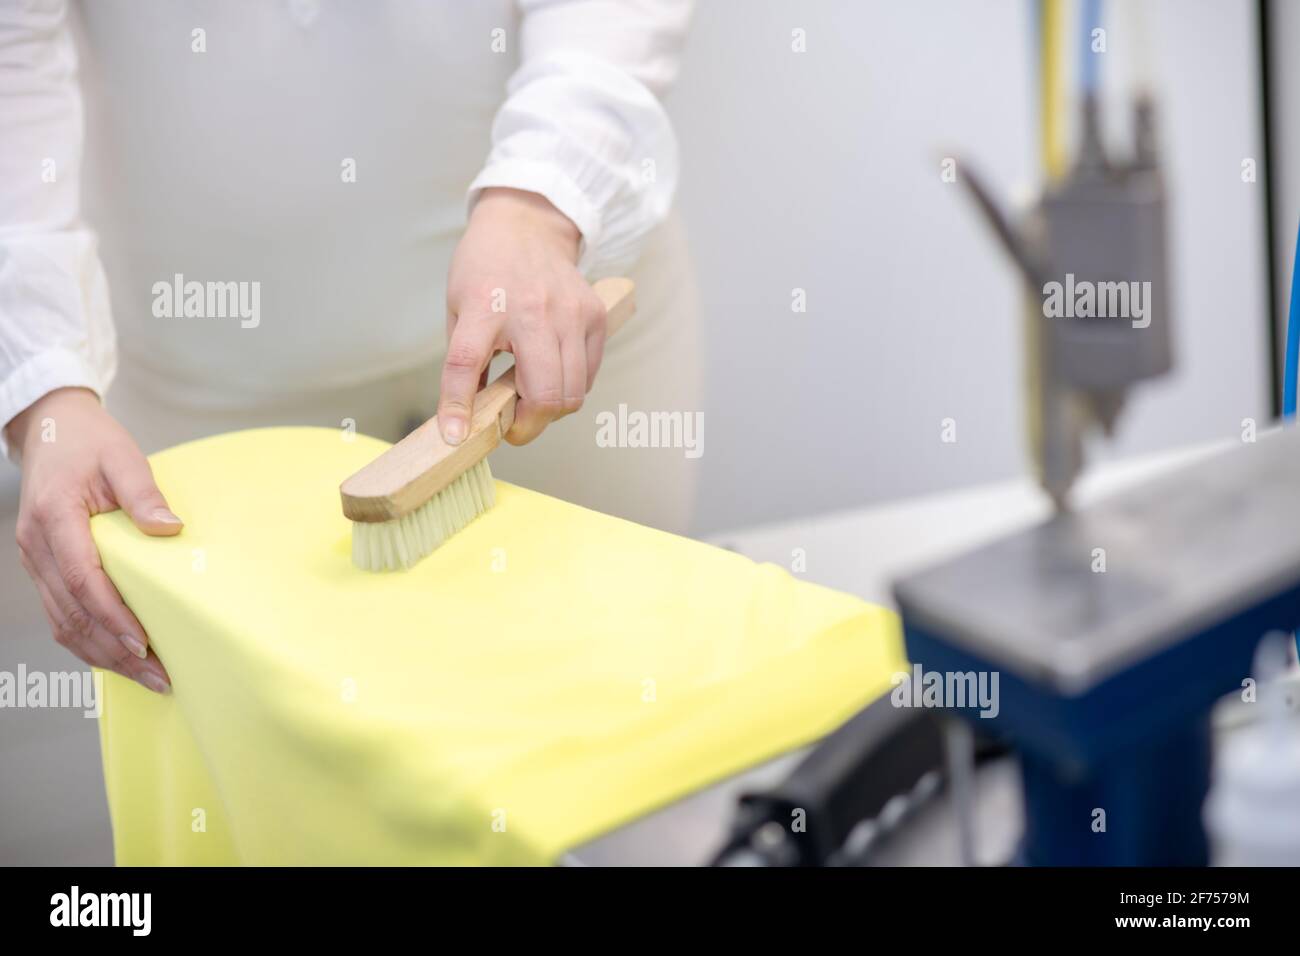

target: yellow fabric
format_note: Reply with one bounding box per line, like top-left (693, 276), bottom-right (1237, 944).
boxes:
top-left (91, 427), bottom-right (904, 865)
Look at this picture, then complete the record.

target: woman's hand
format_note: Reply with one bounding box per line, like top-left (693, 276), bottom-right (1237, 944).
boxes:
top-left (440, 187), bottom-right (607, 446)
top-left (8, 388), bottom-right (179, 693)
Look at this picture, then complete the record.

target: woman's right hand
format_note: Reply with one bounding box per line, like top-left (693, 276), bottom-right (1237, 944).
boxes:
top-left (7, 388), bottom-right (179, 693)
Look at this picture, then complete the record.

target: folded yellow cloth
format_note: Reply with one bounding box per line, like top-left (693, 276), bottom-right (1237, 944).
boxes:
top-left (92, 427), bottom-right (904, 865)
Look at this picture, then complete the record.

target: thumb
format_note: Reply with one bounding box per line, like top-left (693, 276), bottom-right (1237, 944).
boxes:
top-left (104, 449), bottom-right (184, 537)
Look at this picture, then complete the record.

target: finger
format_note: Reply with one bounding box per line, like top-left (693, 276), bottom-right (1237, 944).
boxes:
top-left (438, 319), bottom-right (498, 446)
top-left (27, 533), bottom-right (126, 669)
top-left (101, 447), bottom-right (183, 536)
top-left (22, 518), bottom-right (115, 669)
top-left (505, 331), bottom-right (564, 446)
top-left (585, 328), bottom-right (607, 393)
top-left (126, 649), bottom-right (172, 694)
top-left (21, 555), bottom-right (101, 667)
top-left (42, 501), bottom-right (151, 661)
top-left (581, 291), bottom-right (609, 391)
top-left (33, 550), bottom-right (170, 692)
top-left (478, 349), bottom-right (505, 392)
top-left (27, 541), bottom-right (136, 673)
top-left (559, 333), bottom-right (589, 417)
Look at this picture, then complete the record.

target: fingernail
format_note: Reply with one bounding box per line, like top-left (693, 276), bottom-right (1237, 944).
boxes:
top-left (119, 633), bottom-right (148, 659)
top-left (137, 672), bottom-right (171, 695)
top-left (151, 508), bottom-right (183, 525)
top-left (443, 418), bottom-right (466, 445)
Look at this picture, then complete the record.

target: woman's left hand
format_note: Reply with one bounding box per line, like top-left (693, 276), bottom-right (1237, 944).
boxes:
top-left (440, 187), bottom-right (608, 446)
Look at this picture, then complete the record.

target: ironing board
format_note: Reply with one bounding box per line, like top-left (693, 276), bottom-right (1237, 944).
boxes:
top-left (92, 427), bottom-right (904, 864)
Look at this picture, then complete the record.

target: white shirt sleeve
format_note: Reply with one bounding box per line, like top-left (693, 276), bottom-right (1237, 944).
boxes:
top-left (467, 0), bottom-right (693, 277)
top-left (0, 0), bottom-right (115, 459)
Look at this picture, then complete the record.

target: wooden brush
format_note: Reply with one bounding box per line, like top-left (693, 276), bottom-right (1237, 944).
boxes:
top-left (340, 277), bottom-right (636, 571)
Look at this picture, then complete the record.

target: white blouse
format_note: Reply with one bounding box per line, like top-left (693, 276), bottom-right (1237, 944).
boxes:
top-left (0, 0), bottom-right (691, 455)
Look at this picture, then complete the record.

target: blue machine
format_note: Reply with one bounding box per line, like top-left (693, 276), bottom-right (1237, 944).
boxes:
top-left (894, 431), bottom-right (1300, 865)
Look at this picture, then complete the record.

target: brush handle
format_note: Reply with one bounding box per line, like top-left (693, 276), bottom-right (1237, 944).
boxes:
top-left (340, 277), bottom-right (635, 522)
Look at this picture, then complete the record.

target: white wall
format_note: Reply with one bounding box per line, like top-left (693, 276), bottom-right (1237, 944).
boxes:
top-left (668, 0), bottom-right (1271, 533)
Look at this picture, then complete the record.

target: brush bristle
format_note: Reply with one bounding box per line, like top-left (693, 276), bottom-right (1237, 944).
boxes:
top-left (351, 459), bottom-right (496, 571)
